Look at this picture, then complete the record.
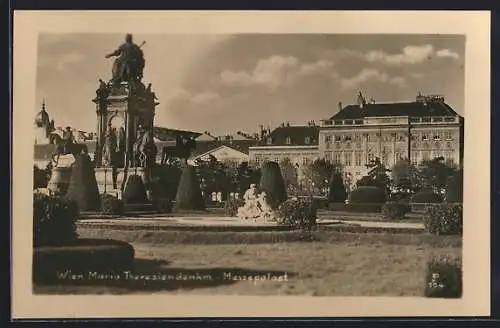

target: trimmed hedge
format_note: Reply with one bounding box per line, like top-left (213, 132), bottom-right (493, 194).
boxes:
top-left (349, 186), bottom-right (387, 204)
top-left (152, 197), bottom-right (173, 214)
top-left (122, 174), bottom-right (148, 204)
top-left (277, 198), bottom-right (317, 231)
top-left (33, 192), bottom-right (79, 247)
top-left (328, 202), bottom-right (383, 213)
top-left (423, 204), bottom-right (463, 236)
top-left (445, 170), bottom-right (463, 203)
top-left (224, 198), bottom-right (245, 216)
top-left (65, 153), bottom-right (101, 211)
top-left (381, 202), bottom-right (411, 220)
top-left (424, 255), bottom-right (462, 298)
top-left (33, 238), bottom-right (135, 285)
top-left (259, 161), bottom-right (287, 208)
top-left (328, 171), bottom-right (347, 203)
top-left (411, 190), bottom-right (444, 203)
top-left (174, 165), bottom-right (206, 211)
top-left (101, 194), bottom-right (125, 215)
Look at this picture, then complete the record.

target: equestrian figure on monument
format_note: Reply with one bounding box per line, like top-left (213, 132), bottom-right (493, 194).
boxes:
top-left (105, 33), bottom-right (145, 83)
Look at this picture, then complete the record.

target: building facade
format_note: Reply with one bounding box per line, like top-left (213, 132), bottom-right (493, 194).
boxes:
top-left (319, 93), bottom-right (464, 181)
top-left (248, 123), bottom-right (320, 168)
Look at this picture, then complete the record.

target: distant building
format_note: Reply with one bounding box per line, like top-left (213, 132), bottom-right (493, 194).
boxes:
top-left (248, 122), bottom-right (320, 168)
top-left (319, 92), bottom-right (464, 181)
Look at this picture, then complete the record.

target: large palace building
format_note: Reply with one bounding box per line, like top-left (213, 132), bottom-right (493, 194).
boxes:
top-left (319, 92), bottom-right (464, 180)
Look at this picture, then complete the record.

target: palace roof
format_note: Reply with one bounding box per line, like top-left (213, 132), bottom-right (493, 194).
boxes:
top-left (329, 100), bottom-right (461, 120)
top-left (255, 125), bottom-right (320, 147)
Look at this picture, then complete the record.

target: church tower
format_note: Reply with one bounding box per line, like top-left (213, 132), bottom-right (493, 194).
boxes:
top-left (34, 99), bottom-right (53, 145)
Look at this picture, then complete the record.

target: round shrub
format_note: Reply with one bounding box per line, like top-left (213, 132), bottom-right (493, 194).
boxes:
top-left (423, 204), bottom-right (463, 236)
top-left (381, 202), bottom-right (410, 220)
top-left (122, 174), bottom-right (148, 204)
top-left (277, 198), bottom-right (317, 231)
top-left (411, 190), bottom-right (444, 204)
top-left (101, 194), bottom-right (124, 215)
top-left (65, 153), bottom-right (101, 211)
top-left (349, 186), bottom-right (387, 204)
top-left (328, 171), bottom-right (347, 203)
top-left (174, 165), bottom-right (206, 211)
top-left (259, 161), bottom-right (287, 208)
top-left (33, 192), bottom-right (79, 247)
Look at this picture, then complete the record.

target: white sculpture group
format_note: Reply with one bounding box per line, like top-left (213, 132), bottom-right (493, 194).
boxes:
top-left (237, 184), bottom-right (277, 222)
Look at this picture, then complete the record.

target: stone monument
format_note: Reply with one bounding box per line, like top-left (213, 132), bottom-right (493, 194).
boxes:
top-left (92, 34), bottom-right (159, 199)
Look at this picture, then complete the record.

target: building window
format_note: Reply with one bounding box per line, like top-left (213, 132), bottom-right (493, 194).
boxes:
top-left (435, 142), bottom-right (441, 149)
top-left (444, 151), bottom-right (454, 165)
top-left (334, 152), bottom-right (342, 164)
top-left (422, 151), bottom-right (430, 161)
top-left (267, 137), bottom-right (273, 145)
top-left (367, 152), bottom-right (375, 163)
top-left (355, 152), bottom-right (362, 166)
top-left (366, 134), bottom-right (371, 142)
top-left (384, 134), bottom-right (391, 142)
top-left (433, 134), bottom-right (441, 141)
top-left (411, 151), bottom-right (419, 165)
top-left (344, 135), bottom-right (352, 142)
top-left (334, 135), bottom-right (341, 142)
top-left (446, 142), bottom-right (452, 149)
top-left (285, 137), bottom-right (291, 145)
top-left (422, 117), bottom-right (431, 123)
top-left (324, 151), bottom-right (332, 162)
top-left (444, 132), bottom-right (453, 140)
top-left (305, 137), bottom-right (311, 144)
top-left (324, 135), bottom-right (332, 142)
top-left (422, 134), bottom-right (429, 141)
top-left (344, 152), bottom-right (352, 166)
top-left (354, 134), bottom-right (361, 141)
top-left (334, 120), bottom-right (343, 125)
top-left (398, 134), bottom-right (405, 142)
top-left (325, 142), bottom-right (331, 149)
top-left (354, 119), bottom-right (364, 125)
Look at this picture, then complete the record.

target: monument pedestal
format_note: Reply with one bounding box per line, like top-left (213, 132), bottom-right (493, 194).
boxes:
top-left (95, 166), bottom-right (151, 200)
top-left (47, 166), bottom-right (73, 196)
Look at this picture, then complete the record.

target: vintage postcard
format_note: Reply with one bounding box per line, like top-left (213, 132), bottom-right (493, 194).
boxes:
top-left (12, 11), bottom-right (490, 318)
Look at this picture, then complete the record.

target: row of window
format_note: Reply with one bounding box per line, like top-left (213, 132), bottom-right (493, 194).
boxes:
top-left (252, 154), bottom-right (316, 165)
top-left (323, 150), bottom-right (456, 167)
top-left (323, 131), bottom-right (455, 143)
top-left (268, 136), bottom-right (313, 145)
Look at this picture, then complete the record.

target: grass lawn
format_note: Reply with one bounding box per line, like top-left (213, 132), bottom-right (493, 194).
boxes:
top-left (34, 229), bottom-right (461, 297)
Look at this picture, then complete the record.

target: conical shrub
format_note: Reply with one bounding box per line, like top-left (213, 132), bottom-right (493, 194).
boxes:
top-left (65, 153), bottom-right (101, 211)
top-left (122, 174), bottom-right (148, 204)
top-left (174, 165), bottom-right (205, 211)
top-left (259, 161), bottom-right (287, 208)
top-left (328, 171), bottom-right (347, 203)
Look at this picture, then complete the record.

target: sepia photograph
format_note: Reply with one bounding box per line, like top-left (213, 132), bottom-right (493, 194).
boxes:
top-left (12, 11), bottom-right (490, 318)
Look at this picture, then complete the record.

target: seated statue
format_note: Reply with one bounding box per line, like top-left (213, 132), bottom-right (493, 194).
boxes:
top-left (237, 184), bottom-right (262, 220)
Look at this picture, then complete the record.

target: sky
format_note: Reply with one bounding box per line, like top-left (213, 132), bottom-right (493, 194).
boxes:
top-left (35, 33), bottom-right (465, 135)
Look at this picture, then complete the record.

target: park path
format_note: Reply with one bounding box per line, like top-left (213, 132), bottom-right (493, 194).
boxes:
top-left (78, 215), bottom-right (425, 230)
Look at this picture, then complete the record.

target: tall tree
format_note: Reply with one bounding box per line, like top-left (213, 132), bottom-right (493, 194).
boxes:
top-left (356, 157), bottom-right (391, 193)
top-left (279, 157), bottom-right (298, 191)
top-left (391, 159), bottom-right (419, 192)
top-left (302, 158), bottom-right (342, 195)
top-left (417, 156), bottom-right (457, 192)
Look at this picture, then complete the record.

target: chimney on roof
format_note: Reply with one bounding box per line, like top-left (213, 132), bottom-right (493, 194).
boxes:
top-left (338, 101), bottom-right (343, 111)
top-left (369, 97), bottom-right (375, 104)
top-left (286, 122), bottom-right (290, 127)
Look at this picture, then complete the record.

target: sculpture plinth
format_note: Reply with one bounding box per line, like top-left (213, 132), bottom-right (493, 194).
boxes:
top-left (92, 79), bottom-right (159, 199)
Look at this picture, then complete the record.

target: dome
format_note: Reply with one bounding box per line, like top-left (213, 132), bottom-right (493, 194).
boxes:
top-left (34, 100), bottom-right (50, 127)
